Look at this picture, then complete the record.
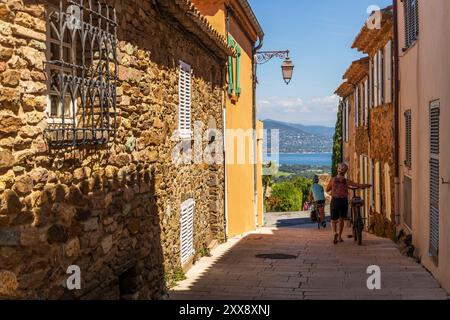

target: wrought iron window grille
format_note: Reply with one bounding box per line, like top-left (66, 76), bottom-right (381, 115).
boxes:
top-left (45, 0), bottom-right (118, 148)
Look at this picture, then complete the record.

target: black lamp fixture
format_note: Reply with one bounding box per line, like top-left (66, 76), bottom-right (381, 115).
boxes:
top-left (281, 56), bottom-right (294, 85)
top-left (255, 50), bottom-right (294, 85)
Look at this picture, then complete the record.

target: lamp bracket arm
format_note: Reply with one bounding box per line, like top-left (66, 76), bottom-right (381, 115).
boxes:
top-left (255, 50), bottom-right (290, 65)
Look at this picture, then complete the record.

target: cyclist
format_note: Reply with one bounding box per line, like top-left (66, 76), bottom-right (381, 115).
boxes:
top-left (326, 163), bottom-right (371, 245)
top-left (308, 175), bottom-right (326, 229)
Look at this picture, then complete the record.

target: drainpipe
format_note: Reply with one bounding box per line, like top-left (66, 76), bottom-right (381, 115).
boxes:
top-left (222, 89), bottom-right (229, 240)
top-left (393, 0), bottom-right (401, 227)
top-left (252, 36), bottom-right (264, 227)
top-left (224, 9), bottom-right (231, 239)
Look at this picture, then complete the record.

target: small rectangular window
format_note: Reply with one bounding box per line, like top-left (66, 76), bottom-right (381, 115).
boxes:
top-left (178, 61), bottom-right (192, 140)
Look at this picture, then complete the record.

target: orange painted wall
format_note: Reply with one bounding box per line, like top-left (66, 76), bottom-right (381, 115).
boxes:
top-left (192, 0), bottom-right (261, 237)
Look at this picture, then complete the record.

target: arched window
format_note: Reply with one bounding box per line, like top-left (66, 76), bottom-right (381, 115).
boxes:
top-left (45, 0), bottom-right (118, 147)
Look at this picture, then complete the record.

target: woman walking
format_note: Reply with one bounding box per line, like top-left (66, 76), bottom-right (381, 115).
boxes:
top-left (326, 163), bottom-right (371, 244)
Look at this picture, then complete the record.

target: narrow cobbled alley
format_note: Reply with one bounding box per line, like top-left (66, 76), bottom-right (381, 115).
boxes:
top-left (169, 219), bottom-right (448, 300)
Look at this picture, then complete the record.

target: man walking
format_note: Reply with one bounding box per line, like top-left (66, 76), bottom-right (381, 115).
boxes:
top-left (308, 175), bottom-right (326, 229)
top-left (326, 163), bottom-right (371, 244)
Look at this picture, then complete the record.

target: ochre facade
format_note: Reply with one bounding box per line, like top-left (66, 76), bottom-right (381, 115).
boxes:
top-left (192, 0), bottom-right (265, 237)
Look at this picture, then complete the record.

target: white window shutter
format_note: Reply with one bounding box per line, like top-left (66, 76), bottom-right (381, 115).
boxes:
top-left (355, 90), bottom-right (359, 127)
top-left (384, 40), bottom-right (393, 104)
top-left (359, 155), bottom-right (364, 184)
top-left (344, 99), bottom-right (348, 142)
top-left (377, 51), bottom-right (380, 106)
top-left (368, 61), bottom-right (371, 110)
top-left (374, 54), bottom-right (378, 107)
top-left (359, 84), bottom-right (363, 127)
top-left (375, 162), bottom-right (381, 213)
top-left (180, 198), bottom-right (195, 266)
top-left (346, 99), bottom-right (349, 142)
top-left (179, 61), bottom-right (192, 139)
top-left (378, 50), bottom-right (383, 105)
top-left (384, 163), bottom-right (392, 221)
top-left (360, 84), bottom-right (364, 127)
top-left (364, 79), bottom-right (369, 125)
top-left (342, 100), bottom-right (346, 143)
top-left (364, 157), bottom-right (369, 219)
top-left (369, 158), bottom-right (374, 209)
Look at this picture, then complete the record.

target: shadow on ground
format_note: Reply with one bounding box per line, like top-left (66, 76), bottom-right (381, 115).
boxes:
top-left (168, 224), bottom-right (448, 300)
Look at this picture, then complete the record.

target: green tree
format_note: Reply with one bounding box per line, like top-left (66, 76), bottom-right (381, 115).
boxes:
top-left (268, 182), bottom-right (303, 212)
top-left (292, 176), bottom-right (313, 206)
top-left (262, 161), bottom-right (276, 201)
top-left (332, 100), bottom-right (343, 177)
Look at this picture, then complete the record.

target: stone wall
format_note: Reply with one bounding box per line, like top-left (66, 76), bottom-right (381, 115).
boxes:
top-left (0, 0), bottom-right (225, 299)
top-left (355, 127), bottom-right (369, 157)
top-left (369, 104), bottom-right (395, 237)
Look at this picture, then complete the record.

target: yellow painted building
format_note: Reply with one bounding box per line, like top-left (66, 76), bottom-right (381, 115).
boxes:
top-left (192, 0), bottom-right (265, 237)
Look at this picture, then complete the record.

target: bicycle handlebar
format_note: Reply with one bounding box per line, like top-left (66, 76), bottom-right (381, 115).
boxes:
top-left (348, 185), bottom-right (371, 191)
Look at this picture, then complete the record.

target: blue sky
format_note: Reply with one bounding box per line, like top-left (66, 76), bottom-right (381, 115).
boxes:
top-left (250, 0), bottom-right (392, 127)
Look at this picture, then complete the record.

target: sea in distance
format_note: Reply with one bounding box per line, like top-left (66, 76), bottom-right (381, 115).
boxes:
top-left (264, 153), bottom-right (332, 167)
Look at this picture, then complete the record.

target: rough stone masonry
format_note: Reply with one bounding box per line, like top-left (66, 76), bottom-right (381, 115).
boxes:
top-left (0, 0), bottom-right (226, 299)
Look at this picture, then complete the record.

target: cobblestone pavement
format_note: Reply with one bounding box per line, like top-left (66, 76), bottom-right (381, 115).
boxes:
top-left (169, 225), bottom-right (448, 300)
top-left (264, 210), bottom-right (330, 227)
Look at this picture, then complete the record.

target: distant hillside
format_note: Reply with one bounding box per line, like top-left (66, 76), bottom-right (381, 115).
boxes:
top-left (263, 119), bottom-right (334, 154)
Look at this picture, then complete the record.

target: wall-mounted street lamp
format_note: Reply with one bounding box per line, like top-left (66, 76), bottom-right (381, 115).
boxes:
top-left (255, 50), bottom-right (294, 85)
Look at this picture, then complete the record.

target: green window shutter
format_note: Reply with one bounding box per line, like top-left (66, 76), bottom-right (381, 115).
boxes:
top-left (235, 45), bottom-right (241, 96)
top-left (227, 35), bottom-right (235, 95)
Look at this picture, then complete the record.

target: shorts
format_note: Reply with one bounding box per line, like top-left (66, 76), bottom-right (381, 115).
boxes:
top-left (330, 198), bottom-right (348, 221)
top-left (315, 200), bottom-right (325, 208)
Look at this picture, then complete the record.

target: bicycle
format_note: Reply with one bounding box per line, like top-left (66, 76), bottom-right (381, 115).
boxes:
top-left (310, 201), bottom-right (326, 230)
top-left (348, 186), bottom-right (366, 246)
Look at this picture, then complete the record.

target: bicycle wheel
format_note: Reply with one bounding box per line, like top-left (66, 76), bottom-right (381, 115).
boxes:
top-left (356, 210), bottom-right (363, 245)
top-left (351, 207), bottom-right (357, 241)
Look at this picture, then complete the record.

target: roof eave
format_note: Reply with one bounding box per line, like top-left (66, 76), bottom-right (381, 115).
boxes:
top-left (156, 0), bottom-right (235, 60)
top-left (236, 0), bottom-right (265, 40)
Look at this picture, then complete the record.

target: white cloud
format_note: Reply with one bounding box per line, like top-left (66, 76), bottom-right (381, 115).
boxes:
top-left (257, 94), bottom-right (340, 126)
top-left (310, 94), bottom-right (340, 106)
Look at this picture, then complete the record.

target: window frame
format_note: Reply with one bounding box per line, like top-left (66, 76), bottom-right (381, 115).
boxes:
top-left (45, 6), bottom-right (78, 125)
